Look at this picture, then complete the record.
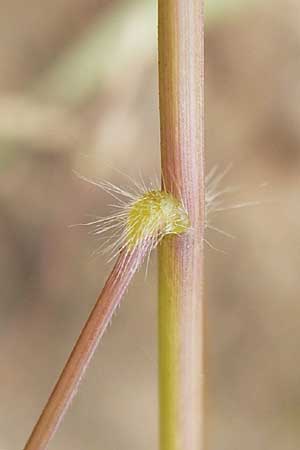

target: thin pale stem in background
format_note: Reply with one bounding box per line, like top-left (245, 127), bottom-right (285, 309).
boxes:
top-left (158, 1), bottom-right (205, 450)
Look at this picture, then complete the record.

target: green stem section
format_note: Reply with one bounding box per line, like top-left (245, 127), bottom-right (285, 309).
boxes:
top-left (158, 1), bottom-right (205, 450)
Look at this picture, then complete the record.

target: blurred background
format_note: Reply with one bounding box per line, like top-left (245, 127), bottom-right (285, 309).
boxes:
top-left (0, 0), bottom-right (299, 449)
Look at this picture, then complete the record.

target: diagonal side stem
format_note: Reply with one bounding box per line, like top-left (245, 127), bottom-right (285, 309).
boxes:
top-left (158, 1), bottom-right (205, 450)
top-left (23, 245), bottom-right (148, 450)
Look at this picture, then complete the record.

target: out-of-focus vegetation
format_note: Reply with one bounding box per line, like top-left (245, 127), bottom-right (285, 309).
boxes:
top-left (0, 1), bottom-right (299, 449)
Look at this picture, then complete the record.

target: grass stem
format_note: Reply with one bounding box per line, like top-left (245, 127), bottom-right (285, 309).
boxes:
top-left (158, 1), bottom-right (205, 449)
top-left (23, 245), bottom-right (147, 450)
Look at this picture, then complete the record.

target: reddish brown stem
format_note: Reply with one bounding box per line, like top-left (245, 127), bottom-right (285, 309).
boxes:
top-left (158, 1), bottom-right (205, 450)
top-left (23, 245), bottom-right (147, 450)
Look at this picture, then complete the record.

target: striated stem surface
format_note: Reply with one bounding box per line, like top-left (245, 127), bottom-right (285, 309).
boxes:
top-left (158, 1), bottom-right (205, 450)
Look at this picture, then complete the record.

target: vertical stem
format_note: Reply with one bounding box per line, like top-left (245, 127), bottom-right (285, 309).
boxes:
top-left (158, 1), bottom-right (205, 450)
